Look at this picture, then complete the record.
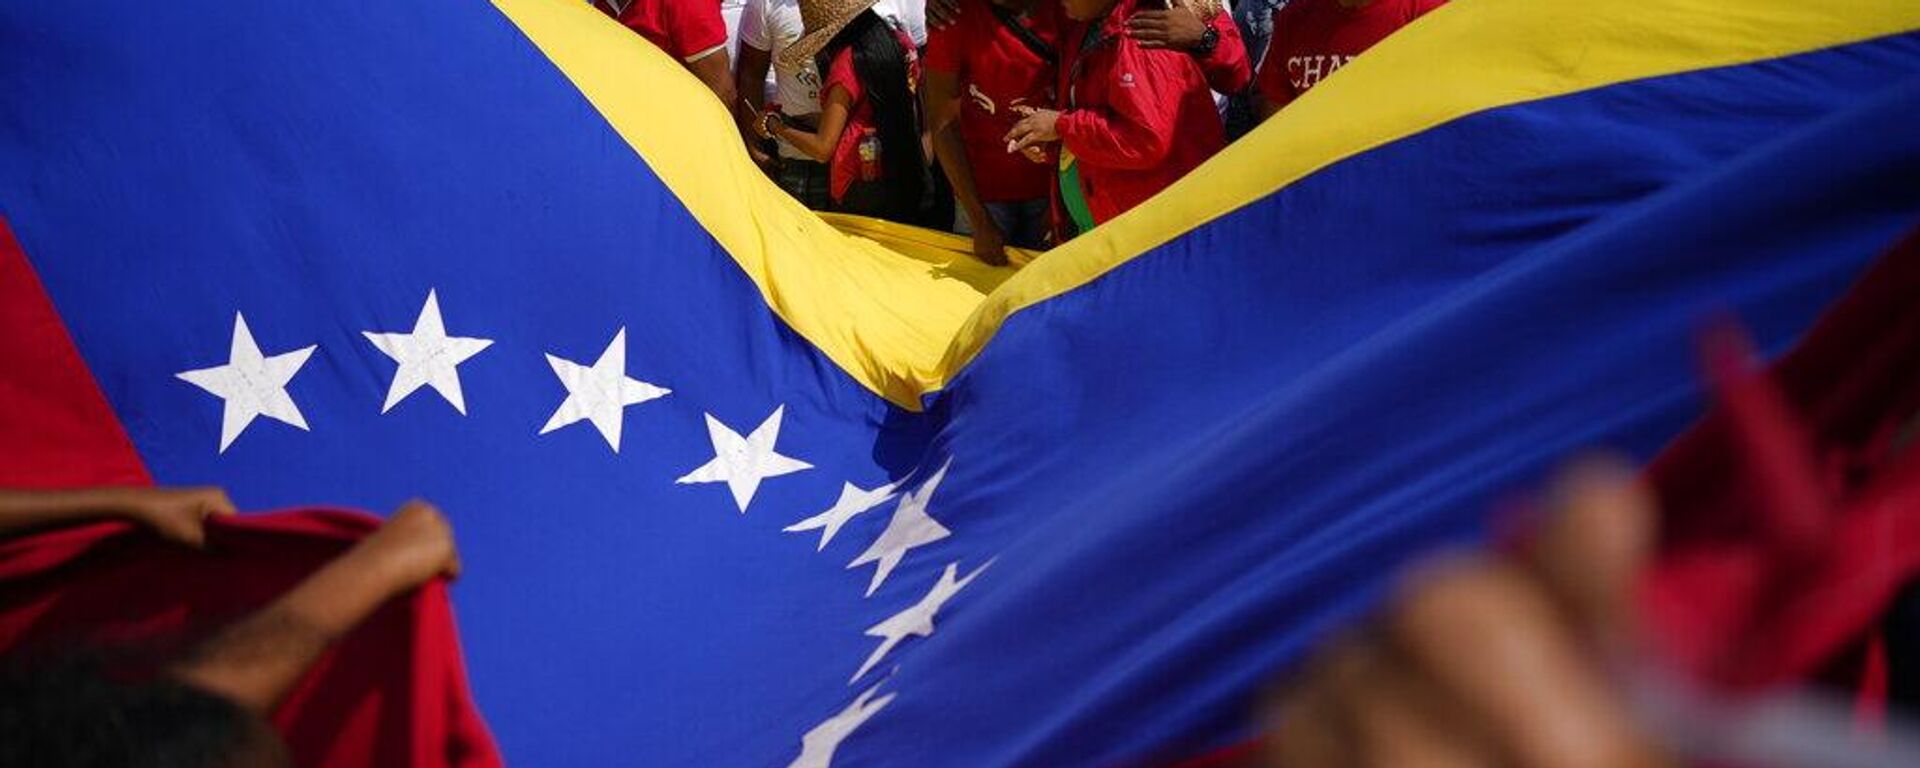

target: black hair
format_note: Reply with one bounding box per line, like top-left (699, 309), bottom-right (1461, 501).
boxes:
top-left (816, 9), bottom-right (926, 206)
top-left (0, 651), bottom-right (289, 768)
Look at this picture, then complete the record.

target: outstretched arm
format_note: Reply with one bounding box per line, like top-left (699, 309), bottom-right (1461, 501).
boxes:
top-left (170, 501), bottom-right (461, 713)
top-left (0, 486), bottom-right (234, 546)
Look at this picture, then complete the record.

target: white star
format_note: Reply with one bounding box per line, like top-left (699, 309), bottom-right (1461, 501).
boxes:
top-left (787, 684), bottom-right (895, 768)
top-left (785, 480), bottom-right (900, 550)
top-left (175, 312), bottom-right (316, 453)
top-left (676, 406), bottom-right (813, 512)
top-left (848, 459), bottom-right (954, 597)
top-left (851, 561), bottom-right (989, 683)
top-left (362, 289), bottom-right (493, 415)
top-left (540, 327), bottom-right (671, 452)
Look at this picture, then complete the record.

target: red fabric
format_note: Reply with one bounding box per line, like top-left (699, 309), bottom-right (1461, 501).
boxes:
top-left (0, 510), bottom-right (502, 768)
top-left (1195, 12), bottom-right (1253, 96)
top-left (823, 27), bottom-right (922, 203)
top-left (1, 215), bottom-right (501, 767)
top-left (1057, 0), bottom-right (1225, 224)
top-left (0, 217), bottom-right (149, 489)
top-left (597, 0), bottom-right (728, 61)
top-left (1640, 225), bottom-right (1920, 693)
top-left (1255, 0), bottom-right (1443, 110)
top-left (924, 0), bottom-right (1061, 203)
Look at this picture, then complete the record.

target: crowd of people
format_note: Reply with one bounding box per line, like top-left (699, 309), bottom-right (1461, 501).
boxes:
top-left (593, 0), bottom-right (1445, 264)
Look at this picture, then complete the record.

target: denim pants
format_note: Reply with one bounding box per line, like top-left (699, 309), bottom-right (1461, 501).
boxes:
top-left (983, 198), bottom-right (1050, 250)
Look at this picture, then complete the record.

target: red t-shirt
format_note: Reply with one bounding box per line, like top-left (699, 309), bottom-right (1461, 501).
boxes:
top-left (1255, 0), bottom-right (1443, 109)
top-left (923, 0), bottom-right (1061, 203)
top-left (823, 28), bottom-right (921, 203)
top-left (596, 0), bottom-right (729, 62)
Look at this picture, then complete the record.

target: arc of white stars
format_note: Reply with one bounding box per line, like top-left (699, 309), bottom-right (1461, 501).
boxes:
top-left (784, 480), bottom-right (900, 550)
top-left (848, 458), bottom-right (954, 597)
top-left (540, 327), bottom-right (671, 452)
top-left (786, 683), bottom-right (895, 768)
top-left (361, 289), bottom-right (493, 415)
top-left (676, 406), bottom-right (813, 513)
top-left (175, 312), bottom-right (316, 453)
top-left (851, 560), bottom-right (989, 683)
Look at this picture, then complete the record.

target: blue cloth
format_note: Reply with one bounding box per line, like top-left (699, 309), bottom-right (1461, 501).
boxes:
top-left (2, 0), bottom-right (1918, 764)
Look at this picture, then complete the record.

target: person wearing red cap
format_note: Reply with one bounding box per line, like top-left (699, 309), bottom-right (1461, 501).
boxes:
top-left (1256, 0), bottom-right (1443, 118)
top-left (1004, 0), bottom-right (1230, 237)
top-left (595, 0), bottom-right (739, 108)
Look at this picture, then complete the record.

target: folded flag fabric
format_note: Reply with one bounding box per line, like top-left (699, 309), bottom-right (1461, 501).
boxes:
top-left (0, 510), bottom-right (501, 768)
top-left (2, 0), bottom-right (1918, 766)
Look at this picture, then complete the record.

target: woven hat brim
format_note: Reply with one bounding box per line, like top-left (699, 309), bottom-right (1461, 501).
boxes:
top-left (776, 0), bottom-right (882, 72)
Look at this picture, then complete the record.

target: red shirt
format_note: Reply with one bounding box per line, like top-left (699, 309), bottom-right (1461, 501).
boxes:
top-left (924, 0), bottom-right (1062, 203)
top-left (1256, 0), bottom-right (1443, 109)
top-left (596, 0), bottom-right (729, 62)
top-left (1056, 0), bottom-right (1226, 225)
top-left (823, 28), bottom-right (922, 202)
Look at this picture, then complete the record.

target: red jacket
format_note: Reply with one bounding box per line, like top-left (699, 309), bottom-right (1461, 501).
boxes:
top-left (1057, 0), bottom-right (1228, 226)
top-left (1198, 12), bottom-right (1253, 95)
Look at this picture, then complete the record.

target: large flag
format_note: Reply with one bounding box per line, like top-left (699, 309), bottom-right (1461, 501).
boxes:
top-left (2, 0), bottom-right (1918, 765)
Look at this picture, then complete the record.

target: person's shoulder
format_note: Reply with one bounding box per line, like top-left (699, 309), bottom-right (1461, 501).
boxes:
top-left (825, 47), bottom-right (859, 83)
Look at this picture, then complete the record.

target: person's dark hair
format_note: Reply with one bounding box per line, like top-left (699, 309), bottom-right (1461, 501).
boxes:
top-left (816, 9), bottom-right (925, 205)
top-left (0, 652), bottom-right (288, 768)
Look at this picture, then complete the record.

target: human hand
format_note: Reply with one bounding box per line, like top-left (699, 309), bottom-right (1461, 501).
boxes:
top-left (747, 140), bottom-right (777, 172)
top-left (350, 500), bottom-right (462, 593)
top-left (113, 486), bottom-right (236, 548)
top-left (971, 220), bottom-right (1009, 266)
top-left (1264, 458), bottom-right (1669, 767)
top-left (927, 0), bottom-right (963, 29)
top-left (1126, 5), bottom-right (1207, 50)
top-left (1005, 107), bottom-right (1062, 154)
top-left (755, 110), bottom-right (788, 141)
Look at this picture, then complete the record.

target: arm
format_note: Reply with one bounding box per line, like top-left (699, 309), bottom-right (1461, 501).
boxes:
top-left (1125, 3), bottom-right (1252, 94)
top-left (737, 45), bottom-right (773, 114)
top-left (1197, 12), bottom-right (1252, 94)
top-left (772, 84), bottom-right (853, 163)
top-left (734, 45), bottom-right (778, 168)
top-left (170, 501), bottom-right (460, 713)
top-left (668, 0), bottom-right (734, 106)
top-left (686, 49), bottom-right (738, 108)
top-left (924, 70), bottom-right (1006, 264)
top-left (0, 486), bottom-right (234, 546)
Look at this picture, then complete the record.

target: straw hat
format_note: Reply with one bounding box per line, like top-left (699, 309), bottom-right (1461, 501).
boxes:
top-left (777, 0), bottom-right (882, 71)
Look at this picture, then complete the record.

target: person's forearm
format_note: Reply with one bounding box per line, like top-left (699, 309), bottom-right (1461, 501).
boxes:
top-left (687, 52), bottom-right (737, 109)
top-left (931, 122), bottom-right (991, 226)
top-left (171, 546), bottom-right (406, 712)
top-left (776, 125), bottom-right (835, 163)
top-left (0, 488), bottom-right (141, 534)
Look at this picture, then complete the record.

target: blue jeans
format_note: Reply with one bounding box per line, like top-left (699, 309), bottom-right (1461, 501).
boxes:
top-left (983, 198), bottom-right (1050, 250)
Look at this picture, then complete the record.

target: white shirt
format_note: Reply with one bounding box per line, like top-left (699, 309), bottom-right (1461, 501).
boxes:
top-left (722, 0), bottom-right (748, 62)
top-left (738, 0), bottom-right (925, 159)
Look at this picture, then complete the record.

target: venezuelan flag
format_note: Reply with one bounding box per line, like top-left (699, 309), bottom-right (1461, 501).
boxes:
top-left (1, 0), bottom-right (1917, 765)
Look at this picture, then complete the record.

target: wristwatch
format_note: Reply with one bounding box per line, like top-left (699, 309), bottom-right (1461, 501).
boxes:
top-left (1194, 23), bottom-right (1220, 56)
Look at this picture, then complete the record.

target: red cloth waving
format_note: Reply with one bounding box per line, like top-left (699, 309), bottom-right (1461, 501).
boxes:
top-left (1641, 225), bottom-right (1920, 696)
top-left (0, 510), bottom-right (502, 768)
